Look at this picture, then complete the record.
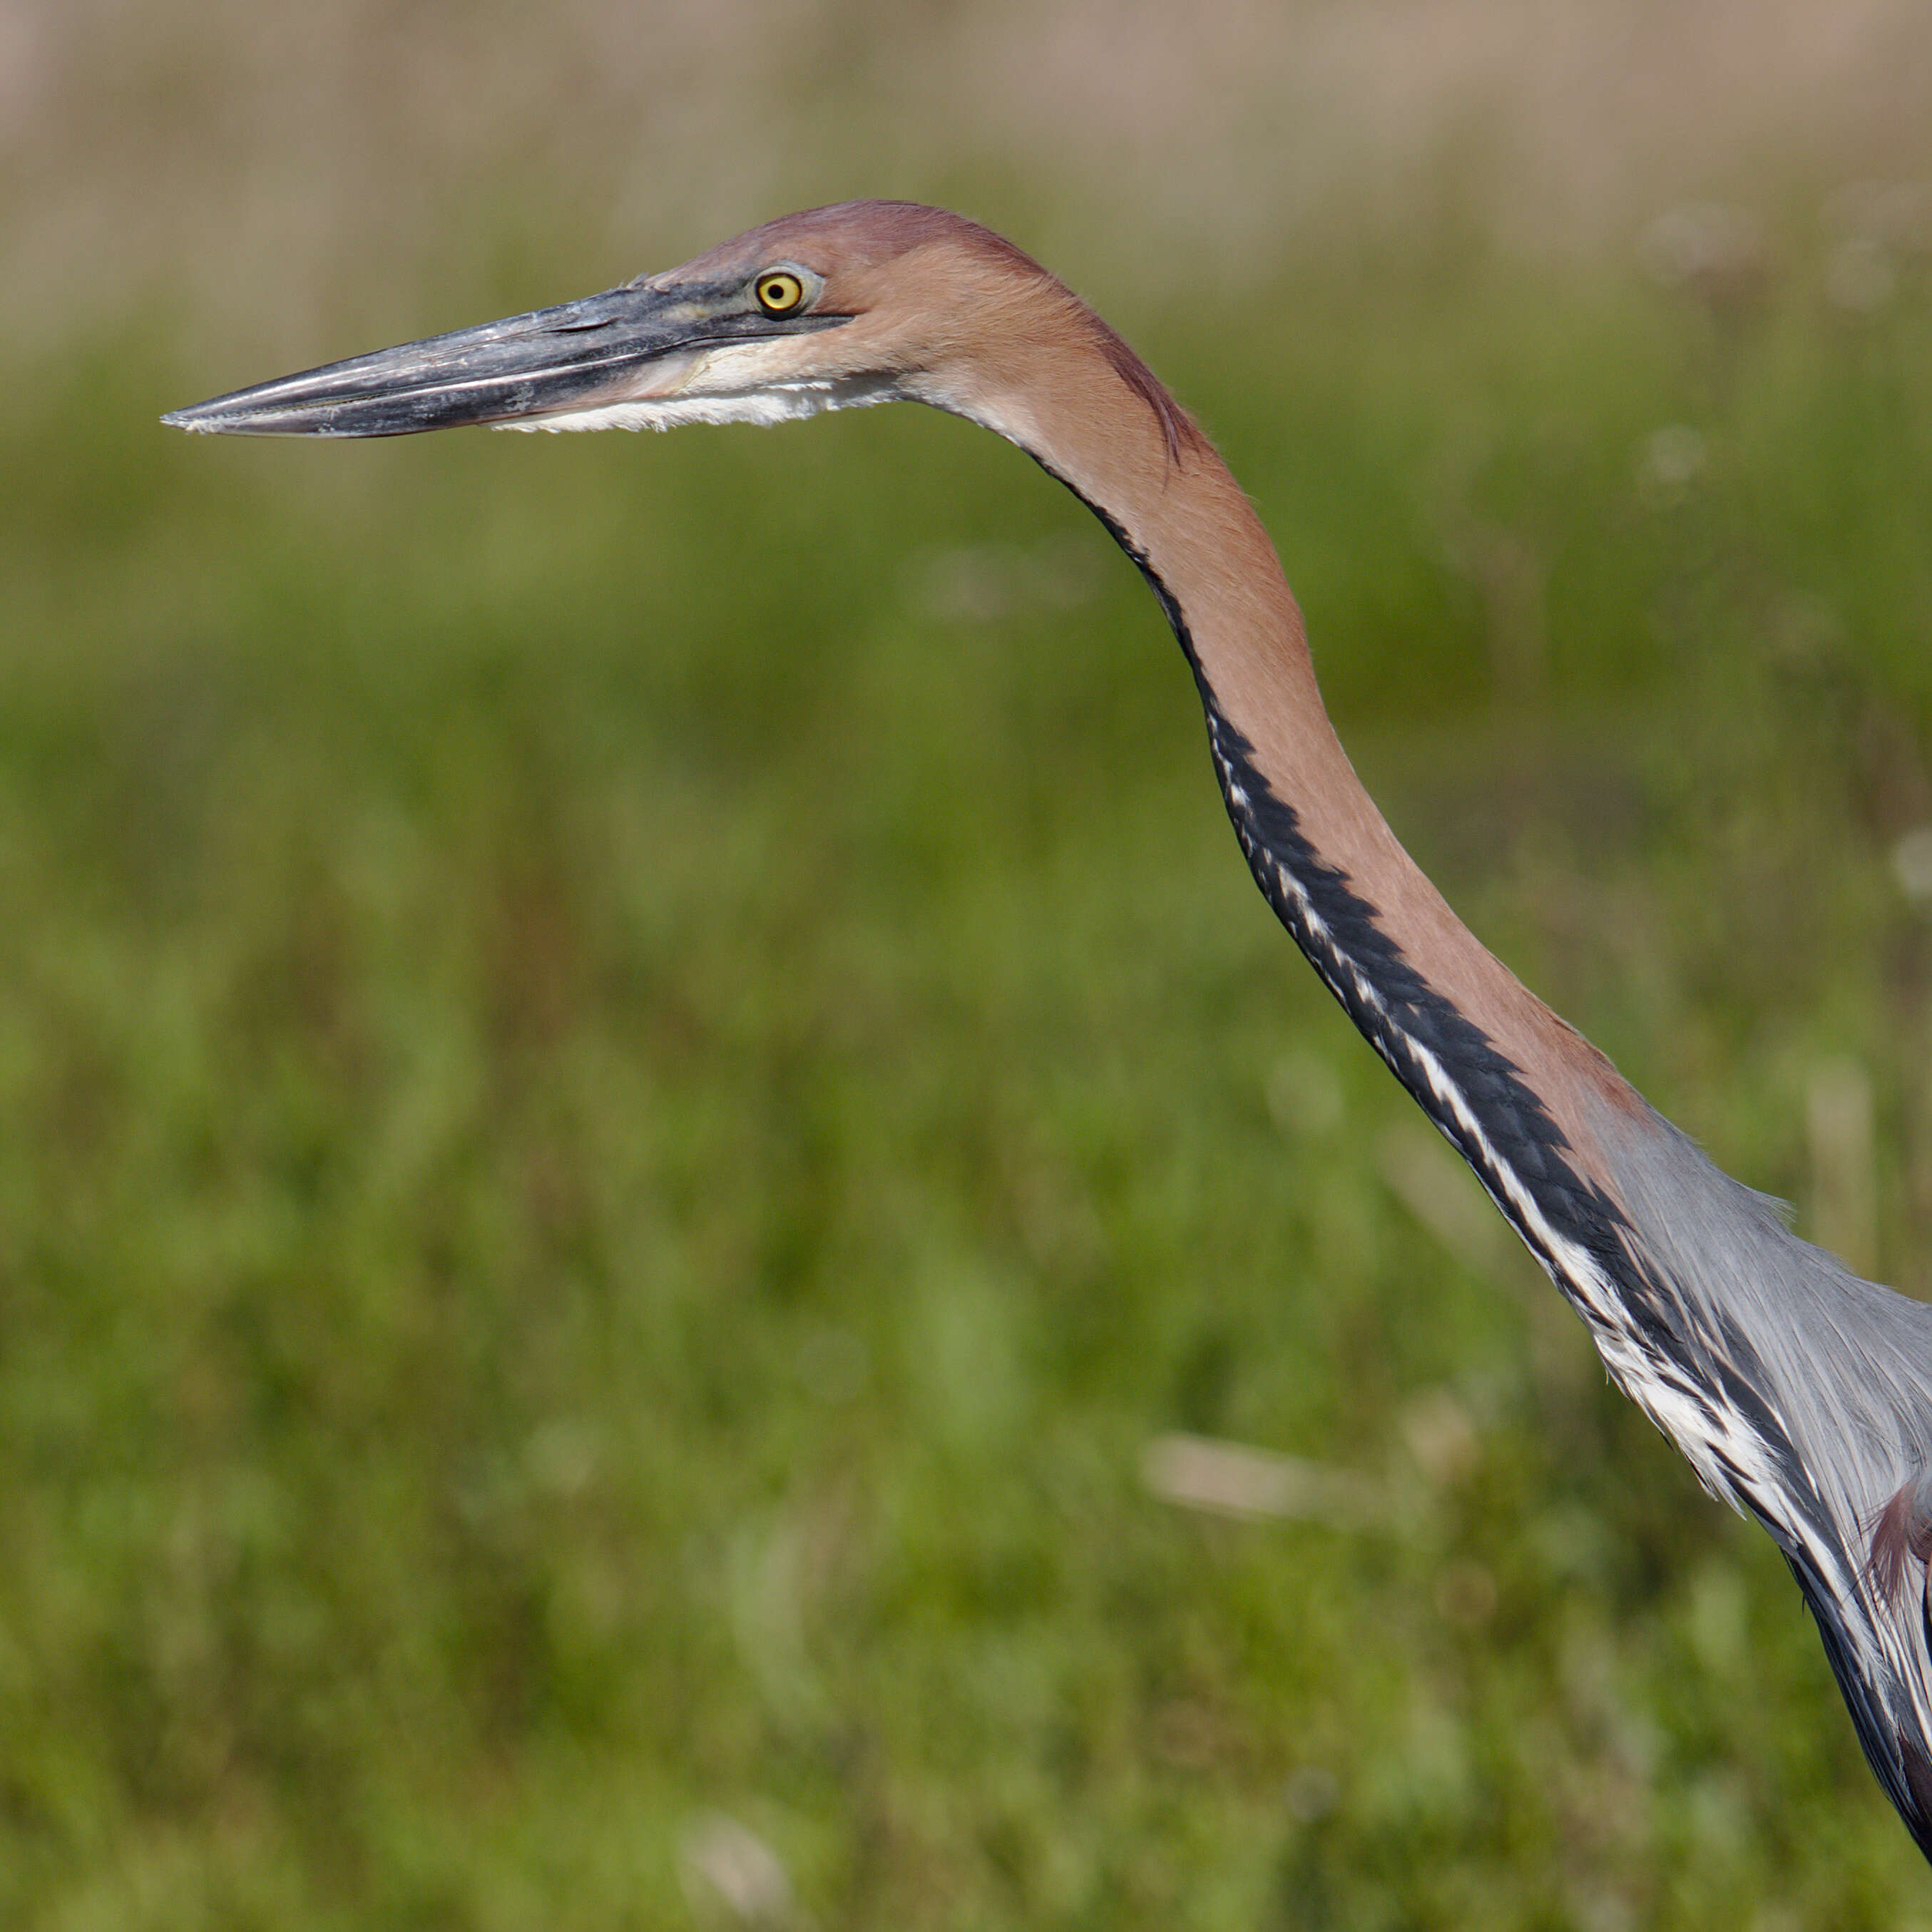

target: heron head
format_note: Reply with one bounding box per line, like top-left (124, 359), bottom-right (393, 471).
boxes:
top-left (163, 201), bottom-right (1057, 441)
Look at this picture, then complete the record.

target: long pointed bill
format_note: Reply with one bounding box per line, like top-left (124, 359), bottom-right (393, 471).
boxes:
top-left (163, 284), bottom-right (834, 439)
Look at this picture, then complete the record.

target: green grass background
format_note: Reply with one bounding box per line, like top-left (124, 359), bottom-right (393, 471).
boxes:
top-left (5, 189), bottom-right (1932, 1927)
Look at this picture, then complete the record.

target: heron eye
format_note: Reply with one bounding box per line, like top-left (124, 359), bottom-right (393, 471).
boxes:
top-left (755, 270), bottom-right (807, 316)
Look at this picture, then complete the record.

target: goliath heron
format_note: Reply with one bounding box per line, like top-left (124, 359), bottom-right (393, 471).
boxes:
top-left (166, 200), bottom-right (1932, 1858)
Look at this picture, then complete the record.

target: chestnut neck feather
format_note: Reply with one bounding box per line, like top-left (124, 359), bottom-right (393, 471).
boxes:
top-left (954, 298), bottom-right (1640, 1225)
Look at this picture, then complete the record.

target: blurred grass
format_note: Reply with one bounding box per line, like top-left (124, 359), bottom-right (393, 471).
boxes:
top-left (3, 203), bottom-right (1932, 1931)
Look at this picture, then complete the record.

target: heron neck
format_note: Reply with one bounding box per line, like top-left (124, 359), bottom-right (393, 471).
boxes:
top-left (971, 341), bottom-right (1641, 1208)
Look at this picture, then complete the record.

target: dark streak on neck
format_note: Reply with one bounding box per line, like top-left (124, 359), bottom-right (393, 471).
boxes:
top-left (1063, 479), bottom-right (1632, 1294)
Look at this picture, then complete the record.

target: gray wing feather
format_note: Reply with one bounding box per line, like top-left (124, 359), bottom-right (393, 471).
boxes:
top-left (1595, 1101), bottom-right (1932, 1849)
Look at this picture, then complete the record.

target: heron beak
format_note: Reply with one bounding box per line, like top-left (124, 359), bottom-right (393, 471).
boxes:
top-left (162, 283), bottom-right (828, 438)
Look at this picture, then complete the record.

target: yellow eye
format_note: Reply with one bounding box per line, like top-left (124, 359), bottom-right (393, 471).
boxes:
top-left (755, 270), bottom-right (807, 316)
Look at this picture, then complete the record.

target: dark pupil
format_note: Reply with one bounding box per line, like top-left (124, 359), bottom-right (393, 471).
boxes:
top-left (764, 280), bottom-right (792, 307)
